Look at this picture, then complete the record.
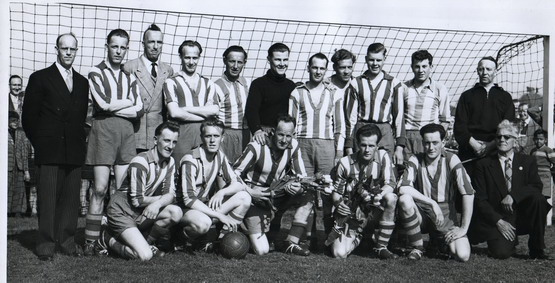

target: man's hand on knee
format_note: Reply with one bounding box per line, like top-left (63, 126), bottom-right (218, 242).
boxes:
top-left (496, 219), bottom-right (516, 241)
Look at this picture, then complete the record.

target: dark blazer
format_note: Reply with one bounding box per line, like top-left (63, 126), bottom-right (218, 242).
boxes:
top-left (22, 63), bottom-right (89, 165)
top-left (469, 152), bottom-right (543, 242)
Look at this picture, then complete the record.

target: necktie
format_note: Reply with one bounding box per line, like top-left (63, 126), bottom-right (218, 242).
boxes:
top-left (151, 62), bottom-right (157, 78)
top-left (65, 69), bottom-right (73, 93)
top-left (505, 158), bottom-right (512, 192)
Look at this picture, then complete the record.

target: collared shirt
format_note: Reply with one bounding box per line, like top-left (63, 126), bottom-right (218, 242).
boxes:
top-left (214, 73), bottom-right (250, 129)
top-left (140, 54), bottom-right (158, 77)
top-left (125, 148), bottom-right (176, 208)
top-left (9, 93), bottom-right (22, 114)
top-left (498, 152), bottom-right (515, 176)
top-left (233, 136), bottom-right (307, 188)
top-left (333, 149), bottom-right (397, 198)
top-left (178, 146), bottom-right (238, 208)
top-left (288, 81), bottom-right (345, 149)
top-left (164, 71), bottom-right (216, 109)
top-left (88, 61), bottom-right (143, 118)
top-left (403, 78), bottom-right (450, 130)
top-left (344, 70), bottom-right (405, 145)
top-left (400, 151), bottom-right (474, 204)
top-left (55, 61), bottom-right (73, 80)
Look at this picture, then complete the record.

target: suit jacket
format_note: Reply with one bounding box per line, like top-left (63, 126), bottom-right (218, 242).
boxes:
top-left (8, 128), bottom-right (30, 172)
top-left (122, 57), bottom-right (174, 149)
top-left (517, 118), bottom-right (542, 154)
top-left (9, 91), bottom-right (24, 116)
top-left (22, 63), bottom-right (89, 165)
top-left (468, 152), bottom-right (543, 242)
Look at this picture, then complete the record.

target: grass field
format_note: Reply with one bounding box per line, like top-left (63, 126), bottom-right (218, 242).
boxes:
top-left (7, 215), bottom-right (555, 282)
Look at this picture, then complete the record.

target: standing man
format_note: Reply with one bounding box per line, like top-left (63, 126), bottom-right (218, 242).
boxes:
top-left (402, 50), bottom-right (451, 155)
top-left (468, 120), bottom-right (552, 260)
top-left (214, 45), bottom-right (250, 163)
top-left (245, 43), bottom-right (296, 145)
top-left (397, 123), bottom-right (474, 262)
top-left (289, 52), bottom-right (345, 237)
top-left (234, 115), bottom-right (312, 256)
top-left (83, 29), bottom-right (144, 255)
top-left (22, 33), bottom-right (90, 260)
top-left (123, 24), bottom-right (174, 153)
top-left (164, 40), bottom-right (218, 163)
top-left (454, 56), bottom-right (515, 176)
top-left (9, 75), bottom-right (25, 117)
top-left (516, 102), bottom-right (542, 154)
top-left (328, 49), bottom-right (356, 94)
top-left (344, 43), bottom-right (405, 165)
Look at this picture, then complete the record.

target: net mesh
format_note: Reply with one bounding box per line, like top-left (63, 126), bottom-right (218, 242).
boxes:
top-left (10, 2), bottom-right (545, 109)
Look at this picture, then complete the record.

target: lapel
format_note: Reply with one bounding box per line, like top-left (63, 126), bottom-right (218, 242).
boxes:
top-left (47, 64), bottom-right (72, 103)
top-left (487, 155), bottom-right (509, 196)
top-left (136, 60), bottom-right (156, 99)
top-left (152, 64), bottom-right (169, 104)
top-left (511, 153), bottom-right (523, 191)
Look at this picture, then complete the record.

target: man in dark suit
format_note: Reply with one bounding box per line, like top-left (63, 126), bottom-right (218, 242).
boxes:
top-left (22, 33), bottom-right (89, 261)
top-left (468, 119), bottom-right (552, 260)
top-left (122, 24), bottom-right (174, 153)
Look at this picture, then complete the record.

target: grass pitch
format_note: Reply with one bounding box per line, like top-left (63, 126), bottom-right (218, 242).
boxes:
top-left (7, 215), bottom-right (555, 282)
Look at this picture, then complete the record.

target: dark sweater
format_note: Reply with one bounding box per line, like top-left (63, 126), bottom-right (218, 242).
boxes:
top-left (245, 69), bottom-right (296, 133)
top-left (454, 83), bottom-right (515, 160)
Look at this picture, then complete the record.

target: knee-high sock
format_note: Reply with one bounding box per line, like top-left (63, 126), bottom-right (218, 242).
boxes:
top-left (400, 212), bottom-right (423, 250)
top-left (286, 221), bottom-right (306, 244)
top-left (146, 224), bottom-right (168, 245)
top-left (104, 232), bottom-right (135, 259)
top-left (375, 221), bottom-right (395, 248)
top-left (85, 213), bottom-right (103, 242)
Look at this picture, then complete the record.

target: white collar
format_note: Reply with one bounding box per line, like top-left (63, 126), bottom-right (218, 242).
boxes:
top-left (55, 61), bottom-right (72, 77)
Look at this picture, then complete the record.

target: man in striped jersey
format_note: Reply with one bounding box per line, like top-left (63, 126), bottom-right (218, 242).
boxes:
top-left (164, 40), bottom-right (219, 163)
top-left (402, 50), bottom-right (451, 155)
top-left (328, 48), bottom-right (356, 100)
top-left (214, 45), bottom-right (250, 163)
top-left (330, 124), bottom-right (399, 259)
top-left (234, 114), bottom-right (312, 256)
top-left (289, 52), bottom-right (345, 241)
top-left (102, 121), bottom-right (183, 260)
top-left (177, 119), bottom-right (251, 250)
top-left (397, 123), bottom-right (474, 262)
top-left (84, 29), bottom-right (144, 255)
top-left (344, 43), bottom-right (405, 165)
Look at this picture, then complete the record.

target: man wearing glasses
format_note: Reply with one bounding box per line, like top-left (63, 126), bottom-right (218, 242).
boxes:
top-left (468, 120), bottom-right (552, 260)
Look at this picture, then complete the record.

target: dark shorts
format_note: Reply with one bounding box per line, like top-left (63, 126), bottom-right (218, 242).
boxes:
top-left (417, 202), bottom-right (457, 239)
top-left (298, 138), bottom-right (336, 176)
top-left (106, 192), bottom-right (154, 238)
top-left (172, 122), bottom-right (202, 165)
top-left (352, 121), bottom-right (395, 153)
top-left (86, 116), bottom-right (136, 165)
top-left (221, 128), bottom-right (250, 164)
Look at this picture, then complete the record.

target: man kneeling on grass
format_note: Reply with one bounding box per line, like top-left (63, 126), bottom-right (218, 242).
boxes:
top-left (177, 118), bottom-right (251, 252)
top-left (397, 123), bottom-right (474, 262)
top-left (99, 121), bottom-right (183, 260)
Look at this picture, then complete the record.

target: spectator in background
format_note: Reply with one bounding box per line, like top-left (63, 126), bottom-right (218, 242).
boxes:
top-left (9, 75), bottom-right (24, 117)
top-left (529, 129), bottom-right (555, 198)
top-left (516, 102), bottom-right (542, 154)
top-left (8, 111), bottom-right (30, 217)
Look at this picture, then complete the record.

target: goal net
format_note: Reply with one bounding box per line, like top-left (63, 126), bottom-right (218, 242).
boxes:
top-left (10, 2), bottom-right (545, 111)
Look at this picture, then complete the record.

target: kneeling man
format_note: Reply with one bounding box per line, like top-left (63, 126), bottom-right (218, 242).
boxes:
top-left (398, 123), bottom-right (474, 262)
top-left (468, 120), bottom-right (552, 260)
top-left (103, 121), bottom-right (183, 260)
top-left (178, 119), bottom-right (251, 249)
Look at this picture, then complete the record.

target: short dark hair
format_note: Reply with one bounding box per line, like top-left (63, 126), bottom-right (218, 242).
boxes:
top-left (223, 45), bottom-right (248, 60)
top-left (9, 75), bottom-right (22, 84)
top-left (56, 32), bottom-right (78, 48)
top-left (154, 121), bottom-right (180, 136)
top-left (308, 52), bottom-right (328, 68)
top-left (331, 49), bottom-right (356, 65)
top-left (267, 43), bottom-right (290, 58)
top-left (533, 129), bottom-right (548, 139)
top-left (356, 124), bottom-right (382, 143)
top-left (411, 50), bottom-right (433, 65)
top-left (367, 43), bottom-right (386, 56)
top-left (276, 114), bottom-right (296, 128)
top-left (479, 56), bottom-right (498, 69)
top-left (142, 23), bottom-right (162, 42)
top-left (106, 28), bottom-right (129, 45)
top-left (419, 123), bottom-right (446, 140)
top-left (200, 118), bottom-right (225, 136)
top-left (178, 40), bottom-right (203, 57)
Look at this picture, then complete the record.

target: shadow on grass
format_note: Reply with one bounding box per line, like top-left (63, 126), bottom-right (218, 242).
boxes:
top-left (7, 227), bottom-right (87, 253)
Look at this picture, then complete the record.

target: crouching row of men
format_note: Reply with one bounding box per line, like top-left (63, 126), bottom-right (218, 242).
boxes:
top-left (95, 115), bottom-right (548, 262)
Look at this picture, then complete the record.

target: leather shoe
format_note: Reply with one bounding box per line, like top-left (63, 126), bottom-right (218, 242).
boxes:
top-left (38, 254), bottom-right (54, 261)
top-left (529, 250), bottom-right (554, 260)
top-left (60, 244), bottom-right (84, 257)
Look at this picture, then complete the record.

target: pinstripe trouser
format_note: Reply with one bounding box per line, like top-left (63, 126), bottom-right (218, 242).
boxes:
top-left (36, 164), bottom-right (81, 256)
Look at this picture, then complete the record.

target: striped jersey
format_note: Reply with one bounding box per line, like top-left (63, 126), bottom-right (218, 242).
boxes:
top-left (233, 137), bottom-right (307, 188)
top-left (344, 71), bottom-right (405, 145)
top-left (333, 149), bottom-right (397, 197)
top-left (125, 148), bottom-right (176, 208)
top-left (178, 147), bottom-right (238, 208)
top-left (214, 73), bottom-right (250, 129)
top-left (88, 61), bottom-right (143, 118)
top-left (403, 78), bottom-right (451, 130)
top-left (163, 71), bottom-right (216, 109)
top-left (530, 145), bottom-right (555, 173)
top-left (289, 81), bottom-right (345, 149)
top-left (399, 151), bottom-right (474, 204)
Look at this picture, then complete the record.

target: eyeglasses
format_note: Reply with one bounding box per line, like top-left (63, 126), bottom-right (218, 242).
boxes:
top-left (57, 47), bottom-right (78, 53)
top-left (496, 135), bottom-right (516, 140)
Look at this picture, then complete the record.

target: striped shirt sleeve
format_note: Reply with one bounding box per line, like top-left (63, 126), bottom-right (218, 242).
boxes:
top-left (291, 142), bottom-right (307, 177)
top-left (180, 155), bottom-right (201, 208)
top-left (438, 83), bottom-right (451, 125)
top-left (165, 158), bottom-right (177, 198)
top-left (127, 156), bottom-right (150, 208)
top-left (163, 78), bottom-right (178, 105)
top-left (399, 155), bottom-right (419, 188)
top-left (333, 90), bottom-right (346, 150)
top-left (379, 150), bottom-right (397, 189)
top-left (392, 81), bottom-right (406, 146)
top-left (114, 73), bottom-right (144, 118)
top-left (332, 157), bottom-right (350, 196)
top-left (88, 66), bottom-right (112, 111)
top-left (288, 88), bottom-right (300, 122)
top-left (205, 79), bottom-right (217, 106)
top-left (233, 143), bottom-right (258, 181)
top-left (344, 81), bottom-right (359, 148)
top-left (221, 154), bottom-right (240, 185)
top-left (448, 154), bottom-right (475, 195)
